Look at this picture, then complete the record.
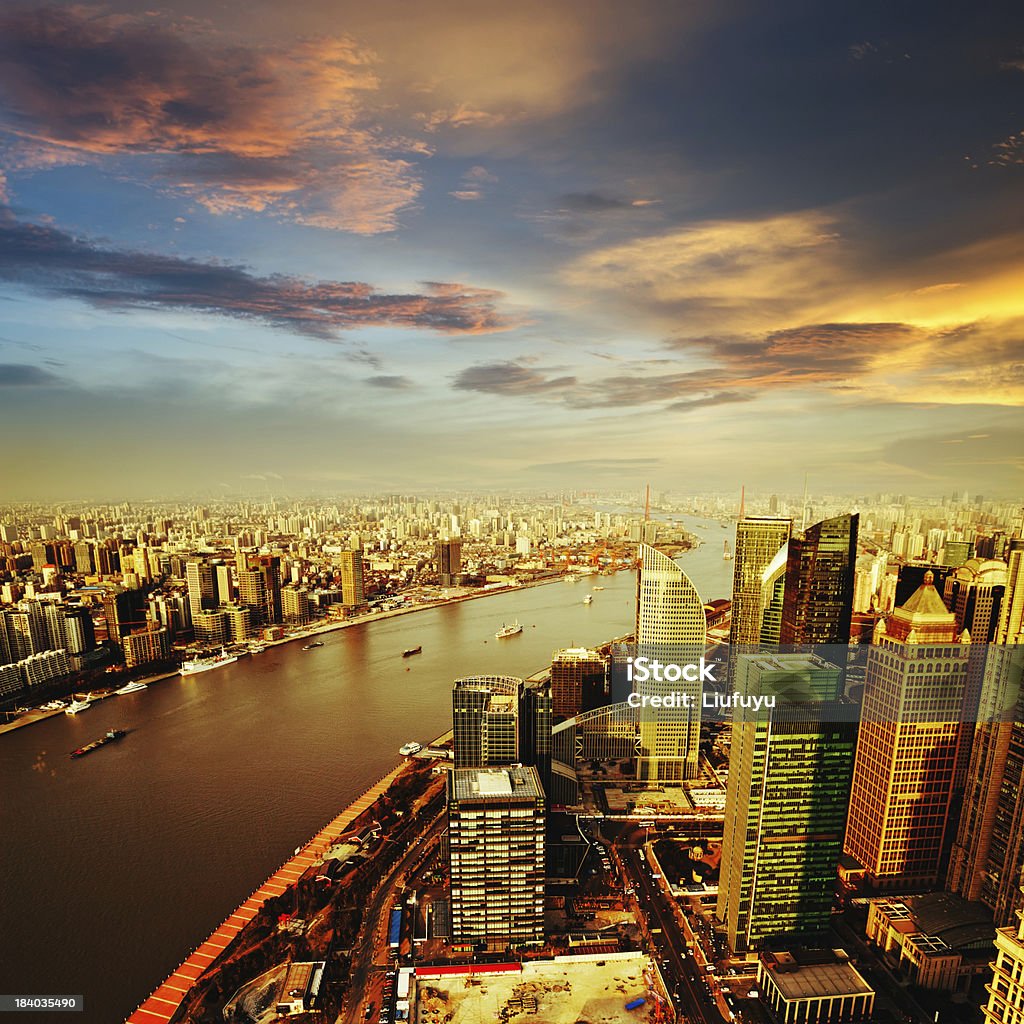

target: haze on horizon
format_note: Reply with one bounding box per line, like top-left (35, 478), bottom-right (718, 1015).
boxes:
top-left (0, 0), bottom-right (1022, 501)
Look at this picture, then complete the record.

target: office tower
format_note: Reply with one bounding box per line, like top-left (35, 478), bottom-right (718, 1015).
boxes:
top-left (238, 555), bottom-right (282, 626)
top-left (60, 606), bottom-right (95, 654)
top-left (769, 494), bottom-right (779, 515)
top-left (729, 517), bottom-right (791, 649)
top-left (223, 605), bottom-right (252, 642)
top-left (759, 543), bottom-right (789, 645)
top-left (944, 559), bottom-right (1007, 642)
top-left (0, 523), bottom-right (17, 543)
top-left (519, 680), bottom-right (553, 799)
top-left (942, 540), bottom-right (974, 567)
top-left (448, 765), bottom-right (545, 947)
top-left (948, 541), bottom-right (1024, 926)
top-left (894, 563), bottom-right (955, 609)
top-left (123, 623), bottom-right (171, 669)
top-left (718, 653), bottom-right (855, 952)
top-left (634, 543), bottom-right (706, 782)
top-left (452, 676), bottom-right (520, 769)
top-left (550, 647), bottom-right (608, 718)
top-left (436, 540), bottom-right (462, 587)
top-left (844, 573), bottom-right (970, 890)
top-left (282, 586), bottom-right (311, 625)
top-left (102, 589), bottom-right (146, 643)
top-left (185, 560), bottom-right (217, 622)
top-left (338, 549), bottom-right (365, 609)
top-left (215, 563), bottom-right (234, 606)
top-left (982, 884), bottom-right (1024, 1024)
top-left (780, 514), bottom-right (858, 648)
top-left (193, 609), bottom-right (230, 646)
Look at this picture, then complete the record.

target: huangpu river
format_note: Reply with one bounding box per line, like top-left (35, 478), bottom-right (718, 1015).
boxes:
top-left (0, 515), bottom-right (734, 1023)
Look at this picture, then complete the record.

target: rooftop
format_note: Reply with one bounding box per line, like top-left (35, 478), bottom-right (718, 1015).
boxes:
top-left (450, 766), bottom-right (544, 803)
top-left (761, 956), bottom-right (873, 1001)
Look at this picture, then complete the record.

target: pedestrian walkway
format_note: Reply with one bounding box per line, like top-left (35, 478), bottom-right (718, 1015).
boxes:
top-left (125, 763), bottom-right (408, 1023)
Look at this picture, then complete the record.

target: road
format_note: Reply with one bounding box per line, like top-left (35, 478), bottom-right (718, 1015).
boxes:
top-left (614, 829), bottom-right (727, 1024)
top-left (338, 806), bottom-right (447, 1024)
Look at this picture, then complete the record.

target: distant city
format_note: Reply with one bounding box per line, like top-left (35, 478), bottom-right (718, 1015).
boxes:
top-left (2, 488), bottom-right (1023, 1024)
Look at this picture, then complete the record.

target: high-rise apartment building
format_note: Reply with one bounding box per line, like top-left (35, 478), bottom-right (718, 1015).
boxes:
top-left (718, 653), bottom-right (855, 952)
top-left (338, 549), bottom-right (365, 609)
top-left (634, 543), bottom-right (706, 782)
top-left (123, 623), bottom-right (171, 669)
top-left (282, 586), bottom-right (311, 625)
top-left (729, 517), bottom-right (792, 649)
top-left (550, 647), bottom-right (608, 719)
top-left (193, 609), bottom-right (230, 646)
top-left (844, 573), bottom-right (970, 890)
top-left (185, 560), bottom-right (217, 622)
top-left (780, 514), bottom-right (858, 647)
top-left (448, 766), bottom-right (545, 948)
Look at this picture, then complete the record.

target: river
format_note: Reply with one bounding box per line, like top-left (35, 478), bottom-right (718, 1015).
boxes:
top-left (0, 515), bottom-right (734, 1023)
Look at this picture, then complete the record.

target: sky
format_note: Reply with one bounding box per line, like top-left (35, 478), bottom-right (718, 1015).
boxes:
top-left (0, 0), bottom-right (1022, 500)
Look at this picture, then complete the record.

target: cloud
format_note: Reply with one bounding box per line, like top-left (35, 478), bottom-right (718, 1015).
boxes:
top-left (422, 104), bottom-right (507, 132)
top-left (0, 207), bottom-right (518, 336)
top-left (0, 7), bottom-right (423, 233)
top-left (366, 375), bottom-right (413, 389)
top-left (452, 361), bottom-right (577, 396)
top-left (0, 363), bottom-right (65, 386)
top-left (449, 164), bottom-right (498, 201)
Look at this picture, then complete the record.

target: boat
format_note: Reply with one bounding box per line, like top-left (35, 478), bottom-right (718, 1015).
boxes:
top-left (115, 680), bottom-right (148, 695)
top-left (583, 594), bottom-right (593, 604)
top-left (179, 648), bottom-right (239, 676)
top-left (593, 586), bottom-right (605, 591)
top-left (402, 646), bottom-right (423, 657)
top-left (65, 698), bottom-right (91, 715)
top-left (399, 741), bottom-right (422, 756)
top-left (302, 641), bottom-right (325, 651)
top-left (71, 729), bottom-right (126, 759)
top-left (249, 643), bottom-right (267, 655)
top-left (41, 700), bottom-right (67, 711)
top-left (495, 621), bottom-right (523, 638)
top-left (723, 540), bottom-right (733, 560)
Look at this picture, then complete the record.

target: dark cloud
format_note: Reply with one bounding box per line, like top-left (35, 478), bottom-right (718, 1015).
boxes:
top-left (366, 375), bottom-right (413, 389)
top-left (0, 363), bottom-right (65, 386)
top-left (452, 361), bottom-right (577, 396)
top-left (0, 208), bottom-right (516, 336)
top-left (560, 192), bottom-right (633, 212)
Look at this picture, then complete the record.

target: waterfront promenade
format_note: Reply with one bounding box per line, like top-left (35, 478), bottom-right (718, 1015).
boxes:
top-left (125, 761), bottom-right (408, 1024)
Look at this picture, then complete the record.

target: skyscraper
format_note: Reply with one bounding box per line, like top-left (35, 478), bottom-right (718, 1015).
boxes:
top-left (718, 653), bottom-right (855, 952)
top-left (436, 540), bottom-right (462, 587)
top-left (844, 573), bottom-right (970, 890)
top-left (550, 647), bottom-right (608, 718)
top-left (185, 560), bottom-right (216, 623)
top-left (448, 765), bottom-right (545, 948)
top-left (780, 514), bottom-right (859, 647)
top-left (759, 543), bottom-right (789, 645)
top-left (729, 516), bottom-right (791, 650)
top-left (634, 543), bottom-right (706, 782)
top-left (338, 549), bottom-right (365, 610)
top-left (982, 884), bottom-right (1024, 1024)
top-left (452, 675), bottom-right (521, 769)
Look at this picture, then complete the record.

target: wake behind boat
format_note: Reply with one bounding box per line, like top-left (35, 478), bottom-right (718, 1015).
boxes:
top-left (180, 649), bottom-right (238, 676)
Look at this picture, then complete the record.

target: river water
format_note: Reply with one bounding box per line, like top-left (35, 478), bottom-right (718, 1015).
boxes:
top-left (0, 516), bottom-right (734, 1022)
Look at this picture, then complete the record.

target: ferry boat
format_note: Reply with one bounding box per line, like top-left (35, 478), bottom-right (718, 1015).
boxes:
top-left (302, 641), bottom-right (325, 651)
top-left (65, 698), bottom-right (91, 715)
top-left (402, 646), bottom-right (423, 657)
top-left (71, 729), bottom-right (126, 758)
top-left (495, 621), bottom-right (523, 638)
top-left (115, 680), bottom-right (148, 695)
top-left (583, 594), bottom-right (593, 604)
top-left (399, 741), bottom-right (422, 756)
top-left (179, 649), bottom-right (239, 676)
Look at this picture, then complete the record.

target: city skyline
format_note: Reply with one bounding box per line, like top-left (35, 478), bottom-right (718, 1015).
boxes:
top-left (2, 1), bottom-right (1024, 499)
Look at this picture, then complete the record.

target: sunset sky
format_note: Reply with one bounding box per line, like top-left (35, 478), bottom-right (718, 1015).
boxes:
top-left (1, 0), bottom-right (1022, 499)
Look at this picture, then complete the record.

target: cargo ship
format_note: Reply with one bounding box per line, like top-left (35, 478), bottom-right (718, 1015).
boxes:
top-left (71, 729), bottom-right (126, 758)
